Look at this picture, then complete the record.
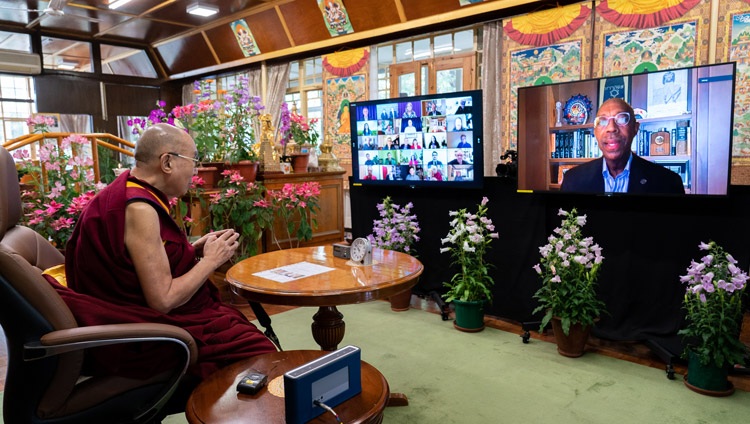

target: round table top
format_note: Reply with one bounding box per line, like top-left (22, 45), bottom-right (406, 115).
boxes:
top-left (185, 350), bottom-right (389, 424)
top-left (225, 246), bottom-right (423, 306)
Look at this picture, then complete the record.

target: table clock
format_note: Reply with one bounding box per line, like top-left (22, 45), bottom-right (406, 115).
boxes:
top-left (350, 237), bottom-right (372, 266)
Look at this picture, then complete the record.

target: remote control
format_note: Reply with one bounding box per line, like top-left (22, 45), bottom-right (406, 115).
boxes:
top-left (236, 372), bottom-right (268, 395)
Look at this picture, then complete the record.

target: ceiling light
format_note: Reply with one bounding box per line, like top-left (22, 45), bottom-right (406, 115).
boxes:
top-left (108, 0), bottom-right (133, 9)
top-left (187, 3), bottom-right (219, 17)
top-left (58, 62), bottom-right (77, 70)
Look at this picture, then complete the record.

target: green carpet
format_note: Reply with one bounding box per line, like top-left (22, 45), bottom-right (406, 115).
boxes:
top-left (8, 301), bottom-right (750, 423)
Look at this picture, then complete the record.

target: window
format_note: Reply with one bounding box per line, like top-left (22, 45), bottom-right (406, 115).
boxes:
top-left (374, 27), bottom-right (482, 98)
top-left (0, 75), bottom-right (35, 144)
top-left (286, 57), bottom-right (323, 140)
top-left (101, 44), bottom-right (157, 78)
top-left (41, 37), bottom-right (93, 73)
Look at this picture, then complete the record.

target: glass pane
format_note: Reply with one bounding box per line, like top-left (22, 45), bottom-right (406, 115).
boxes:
top-left (101, 45), bottom-right (156, 78)
top-left (0, 31), bottom-right (32, 52)
top-left (288, 61), bottom-right (300, 89)
top-left (413, 38), bottom-right (430, 60)
top-left (395, 42), bottom-right (412, 63)
top-left (398, 73), bottom-right (415, 97)
top-left (437, 68), bottom-right (462, 93)
top-left (434, 34), bottom-right (453, 57)
top-left (304, 57), bottom-right (322, 85)
top-left (285, 93), bottom-right (300, 110)
top-left (454, 29), bottom-right (474, 53)
top-left (3, 120), bottom-right (27, 143)
top-left (306, 90), bottom-right (322, 140)
top-left (41, 37), bottom-right (93, 73)
top-left (420, 64), bottom-right (428, 95)
top-left (377, 45), bottom-right (392, 65)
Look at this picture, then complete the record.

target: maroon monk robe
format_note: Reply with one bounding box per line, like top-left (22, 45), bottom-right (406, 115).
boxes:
top-left (61, 170), bottom-right (276, 379)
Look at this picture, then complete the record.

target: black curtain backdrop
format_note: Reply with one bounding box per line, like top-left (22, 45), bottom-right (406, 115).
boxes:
top-left (350, 177), bottom-right (750, 342)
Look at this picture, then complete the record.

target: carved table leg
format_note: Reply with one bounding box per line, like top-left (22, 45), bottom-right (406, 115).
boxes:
top-left (311, 306), bottom-right (345, 351)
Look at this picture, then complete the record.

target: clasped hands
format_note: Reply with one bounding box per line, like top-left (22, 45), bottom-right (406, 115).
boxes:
top-left (192, 229), bottom-right (240, 268)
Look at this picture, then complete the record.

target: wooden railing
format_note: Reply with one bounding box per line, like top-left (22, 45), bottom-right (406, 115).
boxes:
top-left (3, 132), bottom-right (135, 182)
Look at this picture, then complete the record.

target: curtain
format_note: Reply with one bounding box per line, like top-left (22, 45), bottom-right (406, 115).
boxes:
top-left (482, 20), bottom-right (503, 176)
top-left (264, 62), bottom-right (290, 136)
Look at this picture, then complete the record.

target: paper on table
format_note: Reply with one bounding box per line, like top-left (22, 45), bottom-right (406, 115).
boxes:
top-left (252, 261), bottom-right (335, 283)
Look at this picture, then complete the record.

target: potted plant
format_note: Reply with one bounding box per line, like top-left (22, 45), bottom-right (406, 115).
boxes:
top-left (208, 170), bottom-right (274, 261)
top-left (440, 197), bottom-right (499, 332)
top-left (13, 133), bottom-right (105, 249)
top-left (367, 196), bottom-right (421, 311)
top-left (678, 241), bottom-right (748, 396)
top-left (532, 208), bottom-right (606, 357)
top-left (280, 102), bottom-right (320, 171)
top-left (171, 175), bottom-right (208, 242)
top-left (267, 182), bottom-right (321, 250)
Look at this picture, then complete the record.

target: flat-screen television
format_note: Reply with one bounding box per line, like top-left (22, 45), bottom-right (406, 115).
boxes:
top-left (516, 62), bottom-right (735, 196)
top-left (349, 89), bottom-right (483, 189)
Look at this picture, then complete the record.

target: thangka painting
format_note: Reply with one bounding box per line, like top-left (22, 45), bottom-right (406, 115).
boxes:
top-left (729, 12), bottom-right (750, 160)
top-left (230, 19), bottom-right (260, 57)
top-left (318, 0), bottom-right (354, 37)
top-left (600, 22), bottom-right (697, 76)
top-left (505, 41), bottom-right (583, 149)
top-left (323, 75), bottom-right (367, 164)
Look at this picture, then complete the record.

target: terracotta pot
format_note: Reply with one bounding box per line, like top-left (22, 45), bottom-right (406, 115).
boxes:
top-left (389, 289), bottom-right (412, 312)
top-left (551, 317), bottom-right (592, 357)
top-left (289, 153), bottom-right (310, 173)
top-left (196, 166), bottom-right (218, 189)
top-left (227, 160), bottom-right (259, 182)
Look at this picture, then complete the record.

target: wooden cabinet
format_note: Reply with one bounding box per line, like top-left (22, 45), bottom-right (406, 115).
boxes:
top-left (259, 171), bottom-right (346, 252)
top-left (185, 170), bottom-right (346, 252)
top-left (517, 64), bottom-right (734, 194)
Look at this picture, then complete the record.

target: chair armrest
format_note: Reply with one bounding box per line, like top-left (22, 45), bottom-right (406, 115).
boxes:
top-left (25, 323), bottom-right (197, 367)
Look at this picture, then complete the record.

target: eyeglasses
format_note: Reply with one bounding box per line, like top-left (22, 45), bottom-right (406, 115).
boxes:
top-left (163, 152), bottom-right (201, 168)
top-left (594, 112), bottom-right (631, 128)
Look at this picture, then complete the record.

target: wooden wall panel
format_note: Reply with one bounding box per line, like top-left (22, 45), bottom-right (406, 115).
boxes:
top-left (34, 75), bottom-right (101, 115)
top-left (402, 0), bottom-right (463, 20)
top-left (278, 0), bottom-right (332, 45)
top-left (156, 34), bottom-right (217, 76)
top-left (343, 0), bottom-right (403, 32)
top-left (244, 8), bottom-right (295, 51)
top-left (206, 25), bottom-right (249, 63)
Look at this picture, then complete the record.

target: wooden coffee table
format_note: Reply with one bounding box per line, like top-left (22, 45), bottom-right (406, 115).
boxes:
top-left (185, 350), bottom-right (389, 424)
top-left (226, 246), bottom-right (423, 351)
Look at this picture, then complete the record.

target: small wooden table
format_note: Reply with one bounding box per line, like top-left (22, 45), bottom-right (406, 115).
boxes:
top-left (226, 246), bottom-right (424, 351)
top-left (185, 350), bottom-right (389, 424)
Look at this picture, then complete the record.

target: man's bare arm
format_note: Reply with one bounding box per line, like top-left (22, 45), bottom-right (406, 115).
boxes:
top-left (125, 202), bottom-right (238, 313)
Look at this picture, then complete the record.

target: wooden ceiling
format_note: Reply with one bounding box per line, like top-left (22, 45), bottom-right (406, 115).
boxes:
top-left (0, 0), bottom-right (549, 81)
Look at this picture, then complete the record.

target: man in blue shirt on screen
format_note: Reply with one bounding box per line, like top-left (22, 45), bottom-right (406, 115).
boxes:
top-left (560, 98), bottom-right (684, 195)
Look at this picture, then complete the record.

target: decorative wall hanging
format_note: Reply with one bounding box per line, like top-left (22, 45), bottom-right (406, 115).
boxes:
top-left (500, 2), bottom-right (593, 152)
top-left (721, 4), bottom-right (750, 168)
top-left (596, 0), bottom-right (701, 29)
top-left (318, 0), bottom-right (354, 37)
top-left (503, 3), bottom-right (591, 47)
top-left (600, 22), bottom-right (698, 76)
top-left (230, 19), bottom-right (261, 57)
top-left (322, 48), bottom-right (369, 77)
top-left (592, 0), bottom-right (710, 74)
top-left (321, 48), bottom-right (370, 187)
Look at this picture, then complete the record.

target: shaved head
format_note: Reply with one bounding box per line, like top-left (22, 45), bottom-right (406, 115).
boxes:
top-left (134, 123), bottom-right (192, 164)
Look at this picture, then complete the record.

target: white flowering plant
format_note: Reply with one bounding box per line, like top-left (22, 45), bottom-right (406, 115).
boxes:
top-left (532, 208), bottom-right (606, 336)
top-left (440, 197), bottom-right (499, 302)
top-left (678, 241), bottom-right (748, 368)
top-left (367, 196), bottom-right (421, 255)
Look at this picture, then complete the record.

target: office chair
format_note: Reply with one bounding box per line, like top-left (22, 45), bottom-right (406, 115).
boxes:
top-left (0, 146), bottom-right (198, 423)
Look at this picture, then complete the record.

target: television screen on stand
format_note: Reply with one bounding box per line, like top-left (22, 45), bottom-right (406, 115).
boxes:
top-left (516, 62), bottom-right (735, 197)
top-left (350, 89), bottom-right (484, 189)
